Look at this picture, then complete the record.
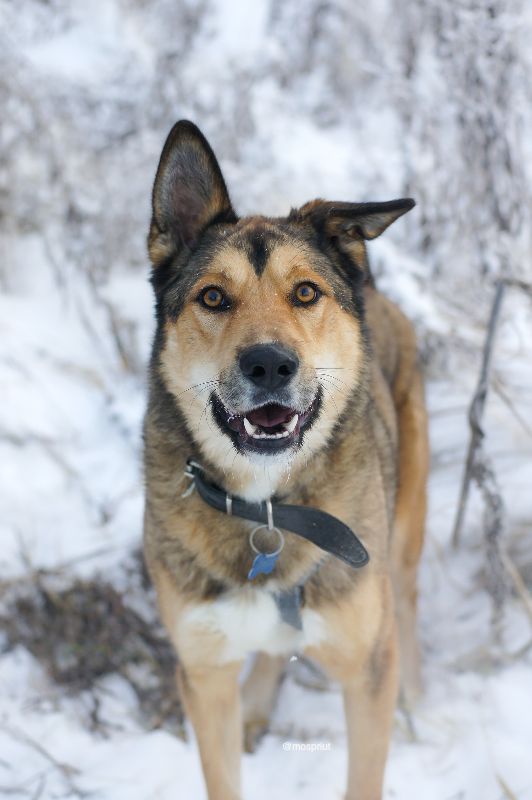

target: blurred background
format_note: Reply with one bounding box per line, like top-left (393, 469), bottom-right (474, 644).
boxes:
top-left (1, 1), bottom-right (532, 798)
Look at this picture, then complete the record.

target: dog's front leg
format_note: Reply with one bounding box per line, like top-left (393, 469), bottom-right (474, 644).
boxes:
top-left (177, 661), bottom-right (243, 800)
top-left (307, 578), bottom-right (399, 800)
top-left (242, 653), bottom-right (286, 752)
top-left (341, 625), bottom-right (398, 800)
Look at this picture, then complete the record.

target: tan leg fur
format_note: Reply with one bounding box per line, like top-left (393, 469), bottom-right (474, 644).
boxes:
top-left (306, 574), bottom-right (399, 800)
top-left (391, 370), bottom-right (429, 704)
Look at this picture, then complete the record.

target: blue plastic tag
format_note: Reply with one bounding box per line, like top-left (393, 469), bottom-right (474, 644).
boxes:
top-left (247, 551), bottom-right (280, 580)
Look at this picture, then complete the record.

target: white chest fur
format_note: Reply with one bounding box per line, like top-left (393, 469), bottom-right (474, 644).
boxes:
top-left (178, 586), bottom-right (328, 663)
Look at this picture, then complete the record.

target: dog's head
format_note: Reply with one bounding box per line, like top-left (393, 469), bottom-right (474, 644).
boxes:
top-left (148, 121), bottom-right (414, 482)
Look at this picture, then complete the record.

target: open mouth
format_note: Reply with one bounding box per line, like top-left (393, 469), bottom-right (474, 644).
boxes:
top-left (211, 392), bottom-right (321, 453)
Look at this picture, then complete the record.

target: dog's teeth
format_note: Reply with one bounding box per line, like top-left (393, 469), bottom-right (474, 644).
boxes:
top-left (251, 429), bottom-right (291, 440)
top-left (283, 414), bottom-right (299, 434)
top-left (244, 418), bottom-right (258, 435)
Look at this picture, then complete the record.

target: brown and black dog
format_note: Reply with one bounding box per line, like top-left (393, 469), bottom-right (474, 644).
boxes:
top-left (143, 120), bottom-right (429, 800)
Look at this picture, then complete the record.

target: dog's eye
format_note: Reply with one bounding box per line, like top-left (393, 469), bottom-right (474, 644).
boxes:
top-left (293, 282), bottom-right (320, 306)
top-left (198, 287), bottom-right (230, 310)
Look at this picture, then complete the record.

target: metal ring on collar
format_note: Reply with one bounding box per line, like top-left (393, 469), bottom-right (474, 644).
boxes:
top-left (249, 524), bottom-right (285, 557)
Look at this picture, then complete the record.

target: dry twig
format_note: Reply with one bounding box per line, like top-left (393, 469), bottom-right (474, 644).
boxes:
top-left (0, 724), bottom-right (87, 798)
top-left (452, 280), bottom-right (506, 547)
top-left (451, 277), bottom-right (532, 625)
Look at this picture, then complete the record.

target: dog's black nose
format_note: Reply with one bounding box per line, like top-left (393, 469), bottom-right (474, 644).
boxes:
top-left (239, 344), bottom-right (299, 390)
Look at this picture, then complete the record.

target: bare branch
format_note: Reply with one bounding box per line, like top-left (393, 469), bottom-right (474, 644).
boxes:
top-left (452, 280), bottom-right (506, 547)
top-left (471, 452), bottom-right (508, 626)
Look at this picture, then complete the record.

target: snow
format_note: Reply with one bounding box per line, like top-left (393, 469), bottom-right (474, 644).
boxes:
top-left (1, 0), bottom-right (532, 798)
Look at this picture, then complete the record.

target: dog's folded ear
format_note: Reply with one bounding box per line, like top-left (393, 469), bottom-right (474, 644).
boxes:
top-left (290, 198), bottom-right (415, 276)
top-left (293, 198), bottom-right (415, 241)
top-left (148, 120), bottom-right (236, 268)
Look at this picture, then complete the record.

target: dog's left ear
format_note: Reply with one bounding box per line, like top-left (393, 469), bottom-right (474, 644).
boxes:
top-left (291, 198), bottom-right (415, 270)
top-left (148, 120), bottom-right (236, 268)
top-left (293, 198), bottom-right (415, 241)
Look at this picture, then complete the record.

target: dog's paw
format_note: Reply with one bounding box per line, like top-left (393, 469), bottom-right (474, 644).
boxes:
top-left (243, 717), bottom-right (269, 753)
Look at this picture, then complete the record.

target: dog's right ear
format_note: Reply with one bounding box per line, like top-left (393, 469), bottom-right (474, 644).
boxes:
top-left (148, 120), bottom-right (236, 268)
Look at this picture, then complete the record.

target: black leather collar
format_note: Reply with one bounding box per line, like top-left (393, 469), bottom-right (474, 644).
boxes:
top-left (185, 460), bottom-right (369, 569)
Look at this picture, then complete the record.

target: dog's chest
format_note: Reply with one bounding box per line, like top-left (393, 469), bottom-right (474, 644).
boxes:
top-left (179, 587), bottom-right (328, 663)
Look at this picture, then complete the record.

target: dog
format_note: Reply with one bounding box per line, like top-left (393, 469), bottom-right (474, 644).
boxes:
top-left (143, 120), bottom-right (429, 800)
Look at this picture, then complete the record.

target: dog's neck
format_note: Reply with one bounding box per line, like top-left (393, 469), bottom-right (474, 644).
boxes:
top-left (224, 459), bottom-right (292, 503)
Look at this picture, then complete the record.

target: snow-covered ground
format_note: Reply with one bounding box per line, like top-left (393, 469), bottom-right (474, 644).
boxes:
top-left (1, 1), bottom-right (532, 798)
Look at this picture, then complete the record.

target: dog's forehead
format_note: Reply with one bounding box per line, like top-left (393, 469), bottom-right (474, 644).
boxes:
top-left (211, 218), bottom-right (320, 283)
top-left (233, 219), bottom-right (287, 277)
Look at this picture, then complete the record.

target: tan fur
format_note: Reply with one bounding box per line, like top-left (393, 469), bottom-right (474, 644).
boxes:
top-left (144, 209), bottom-right (428, 799)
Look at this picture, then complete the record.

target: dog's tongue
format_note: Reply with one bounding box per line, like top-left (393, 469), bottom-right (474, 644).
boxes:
top-left (247, 404), bottom-right (294, 428)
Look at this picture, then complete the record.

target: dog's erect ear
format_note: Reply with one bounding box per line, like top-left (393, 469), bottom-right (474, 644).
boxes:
top-left (148, 120), bottom-right (236, 267)
top-left (294, 198), bottom-right (415, 241)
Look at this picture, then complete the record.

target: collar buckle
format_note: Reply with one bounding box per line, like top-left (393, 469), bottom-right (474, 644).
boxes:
top-left (181, 459), bottom-right (203, 498)
top-left (265, 499), bottom-right (274, 530)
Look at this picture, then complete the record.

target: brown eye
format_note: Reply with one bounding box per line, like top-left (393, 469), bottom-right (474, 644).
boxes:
top-left (199, 287), bottom-right (229, 310)
top-left (293, 282), bottom-right (320, 306)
